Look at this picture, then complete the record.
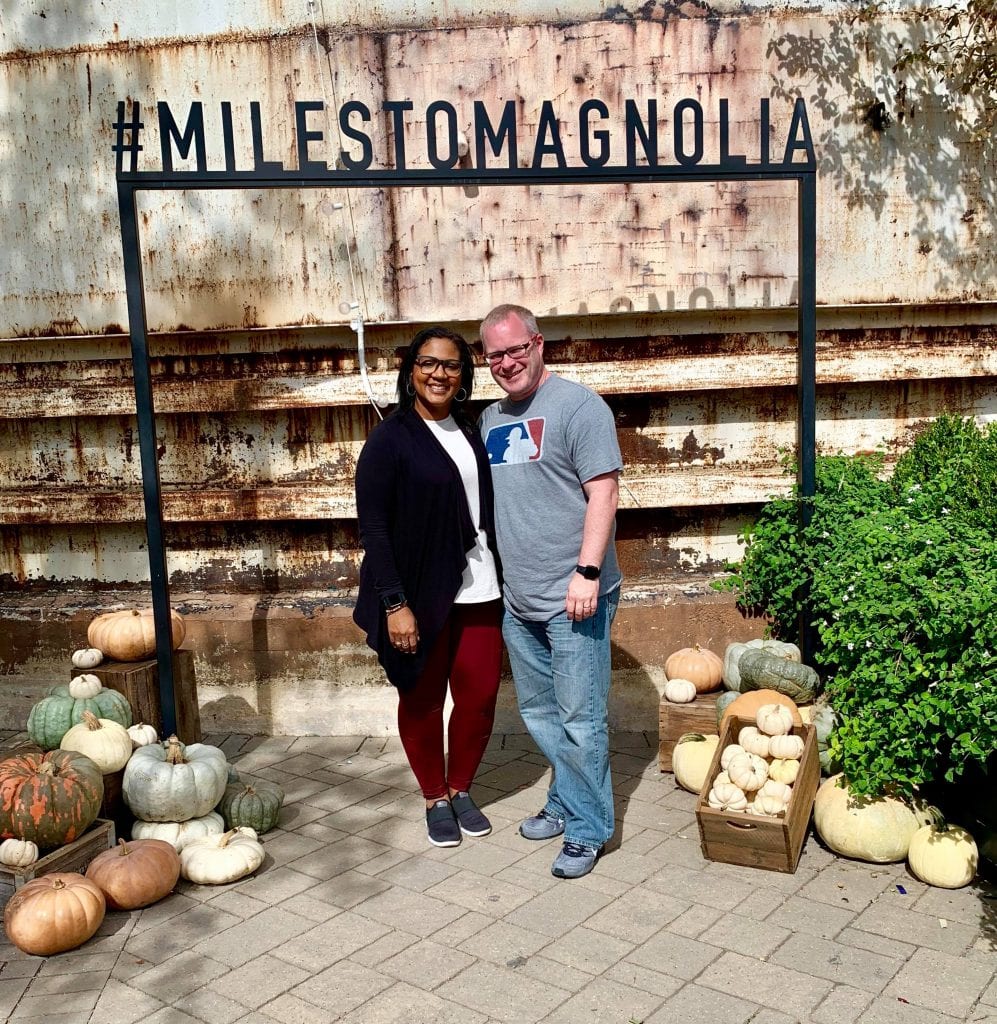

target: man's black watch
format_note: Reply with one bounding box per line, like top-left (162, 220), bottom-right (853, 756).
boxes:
top-left (382, 591), bottom-right (408, 613)
top-left (575, 564), bottom-right (601, 580)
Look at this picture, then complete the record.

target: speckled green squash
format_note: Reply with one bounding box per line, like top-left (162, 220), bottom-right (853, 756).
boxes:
top-left (0, 750), bottom-right (104, 849)
top-left (738, 649), bottom-right (820, 704)
top-left (27, 685), bottom-right (133, 750)
top-left (715, 691), bottom-right (740, 725)
top-left (217, 780), bottom-right (284, 834)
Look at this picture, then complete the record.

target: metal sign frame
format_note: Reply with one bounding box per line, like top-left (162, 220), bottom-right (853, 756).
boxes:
top-left (115, 106), bottom-right (817, 738)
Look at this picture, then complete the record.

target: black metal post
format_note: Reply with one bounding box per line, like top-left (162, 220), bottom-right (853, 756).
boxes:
top-left (797, 172), bottom-right (818, 663)
top-left (117, 182), bottom-right (178, 738)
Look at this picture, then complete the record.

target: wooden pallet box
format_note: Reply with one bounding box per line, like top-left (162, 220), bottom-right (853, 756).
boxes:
top-left (70, 648), bottom-right (201, 743)
top-left (0, 819), bottom-right (116, 908)
top-left (695, 715), bottom-right (819, 873)
top-left (658, 691), bottom-right (720, 771)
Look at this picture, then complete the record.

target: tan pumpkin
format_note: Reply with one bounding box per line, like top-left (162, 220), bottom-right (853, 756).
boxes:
top-left (814, 774), bottom-right (939, 863)
top-left (87, 608), bottom-right (185, 663)
top-left (907, 824), bottom-right (978, 889)
top-left (672, 734), bottom-right (720, 793)
top-left (86, 838), bottom-right (181, 909)
top-left (664, 646), bottom-right (723, 693)
top-left (721, 689), bottom-right (803, 729)
top-left (3, 873), bottom-right (106, 955)
top-left (59, 711), bottom-right (133, 773)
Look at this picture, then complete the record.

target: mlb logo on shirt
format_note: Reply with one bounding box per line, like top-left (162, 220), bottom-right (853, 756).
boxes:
top-left (484, 419), bottom-right (545, 466)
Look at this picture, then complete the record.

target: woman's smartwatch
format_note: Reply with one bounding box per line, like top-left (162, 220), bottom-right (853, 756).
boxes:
top-left (575, 564), bottom-right (601, 580)
top-left (382, 591), bottom-right (408, 613)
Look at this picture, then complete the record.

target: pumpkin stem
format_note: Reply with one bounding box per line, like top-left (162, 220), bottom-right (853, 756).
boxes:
top-left (218, 829), bottom-right (238, 848)
top-left (82, 710), bottom-right (102, 730)
top-left (52, 878), bottom-right (66, 889)
top-left (37, 761), bottom-right (56, 776)
top-left (164, 736), bottom-right (186, 764)
top-left (116, 838), bottom-right (132, 855)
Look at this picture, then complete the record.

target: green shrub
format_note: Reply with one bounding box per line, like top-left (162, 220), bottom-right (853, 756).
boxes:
top-left (717, 416), bottom-right (997, 798)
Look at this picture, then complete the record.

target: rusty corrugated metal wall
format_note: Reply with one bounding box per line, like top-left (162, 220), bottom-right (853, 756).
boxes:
top-left (2, 1), bottom-right (995, 732)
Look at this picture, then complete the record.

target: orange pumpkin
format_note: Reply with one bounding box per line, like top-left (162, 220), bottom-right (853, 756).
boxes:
top-left (4, 873), bottom-right (106, 955)
top-left (87, 609), bottom-right (185, 662)
top-left (86, 838), bottom-right (181, 910)
top-left (664, 645), bottom-right (724, 693)
top-left (720, 688), bottom-right (803, 728)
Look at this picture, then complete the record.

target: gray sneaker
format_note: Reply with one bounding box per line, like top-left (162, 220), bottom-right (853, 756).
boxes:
top-left (551, 841), bottom-right (600, 879)
top-left (519, 809), bottom-right (565, 840)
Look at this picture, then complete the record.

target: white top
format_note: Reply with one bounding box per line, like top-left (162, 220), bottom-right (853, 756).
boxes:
top-left (423, 416), bottom-right (501, 604)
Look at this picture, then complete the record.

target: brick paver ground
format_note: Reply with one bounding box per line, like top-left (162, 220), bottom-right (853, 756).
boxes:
top-left (2, 730), bottom-right (995, 1024)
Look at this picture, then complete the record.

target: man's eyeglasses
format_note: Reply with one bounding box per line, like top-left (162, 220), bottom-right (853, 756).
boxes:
top-left (482, 337), bottom-right (536, 366)
top-left (414, 356), bottom-right (464, 376)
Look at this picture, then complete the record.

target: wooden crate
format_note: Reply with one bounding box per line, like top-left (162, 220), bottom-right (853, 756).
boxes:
top-left (0, 819), bottom-right (116, 908)
top-left (658, 691), bottom-right (720, 771)
top-left (71, 648), bottom-right (201, 743)
top-left (695, 715), bottom-right (819, 873)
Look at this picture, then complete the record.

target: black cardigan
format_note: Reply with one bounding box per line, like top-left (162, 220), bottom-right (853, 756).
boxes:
top-left (352, 408), bottom-right (500, 690)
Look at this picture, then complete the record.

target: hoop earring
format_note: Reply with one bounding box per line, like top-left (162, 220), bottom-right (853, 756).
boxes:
top-left (454, 387), bottom-right (468, 403)
top-left (405, 379), bottom-right (415, 396)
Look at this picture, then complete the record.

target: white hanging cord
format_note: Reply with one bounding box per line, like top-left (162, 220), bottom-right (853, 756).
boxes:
top-left (305, 0), bottom-right (387, 417)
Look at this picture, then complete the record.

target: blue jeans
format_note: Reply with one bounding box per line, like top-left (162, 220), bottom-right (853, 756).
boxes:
top-left (502, 590), bottom-right (619, 849)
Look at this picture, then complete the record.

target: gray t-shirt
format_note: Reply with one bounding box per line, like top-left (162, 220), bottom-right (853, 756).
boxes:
top-left (480, 374), bottom-right (623, 621)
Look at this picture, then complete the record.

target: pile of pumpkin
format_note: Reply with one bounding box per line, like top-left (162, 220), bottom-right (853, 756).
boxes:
top-left (0, 609), bottom-right (285, 956)
top-left (665, 641), bottom-right (980, 888)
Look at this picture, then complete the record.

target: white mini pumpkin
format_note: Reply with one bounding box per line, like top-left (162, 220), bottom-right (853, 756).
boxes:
top-left (179, 828), bottom-right (265, 884)
top-left (769, 734), bottom-right (805, 760)
top-left (68, 674), bottom-right (103, 700)
top-left (759, 779), bottom-right (793, 804)
top-left (132, 810), bottom-right (226, 852)
top-left (726, 751), bottom-right (769, 792)
top-left (0, 838), bottom-right (40, 868)
top-left (720, 743), bottom-right (746, 770)
top-left (71, 649), bottom-right (104, 670)
top-left (127, 723), bottom-right (159, 749)
top-left (756, 703), bottom-right (795, 736)
top-left (707, 781), bottom-right (748, 812)
top-left (663, 678), bottom-right (697, 704)
top-left (59, 711), bottom-right (133, 773)
top-left (768, 758), bottom-right (801, 784)
top-left (750, 792), bottom-right (789, 817)
top-left (714, 770), bottom-right (732, 788)
top-left (737, 726), bottom-right (771, 758)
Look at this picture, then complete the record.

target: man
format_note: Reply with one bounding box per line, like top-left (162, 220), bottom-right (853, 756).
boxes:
top-left (479, 303), bottom-right (622, 879)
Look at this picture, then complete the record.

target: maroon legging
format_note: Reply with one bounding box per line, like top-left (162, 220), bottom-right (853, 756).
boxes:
top-left (397, 599), bottom-right (503, 799)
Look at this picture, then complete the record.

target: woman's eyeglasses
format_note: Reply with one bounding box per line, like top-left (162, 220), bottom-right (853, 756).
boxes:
top-left (414, 356), bottom-right (464, 375)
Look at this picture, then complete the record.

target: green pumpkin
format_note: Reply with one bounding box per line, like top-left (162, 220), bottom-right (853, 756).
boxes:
top-left (218, 780), bottom-right (284, 834)
top-left (738, 649), bottom-right (820, 704)
top-left (27, 683), bottom-right (133, 750)
top-left (715, 691), bottom-right (740, 725)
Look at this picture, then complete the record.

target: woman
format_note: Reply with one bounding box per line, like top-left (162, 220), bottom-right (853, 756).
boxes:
top-left (353, 327), bottom-right (503, 847)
